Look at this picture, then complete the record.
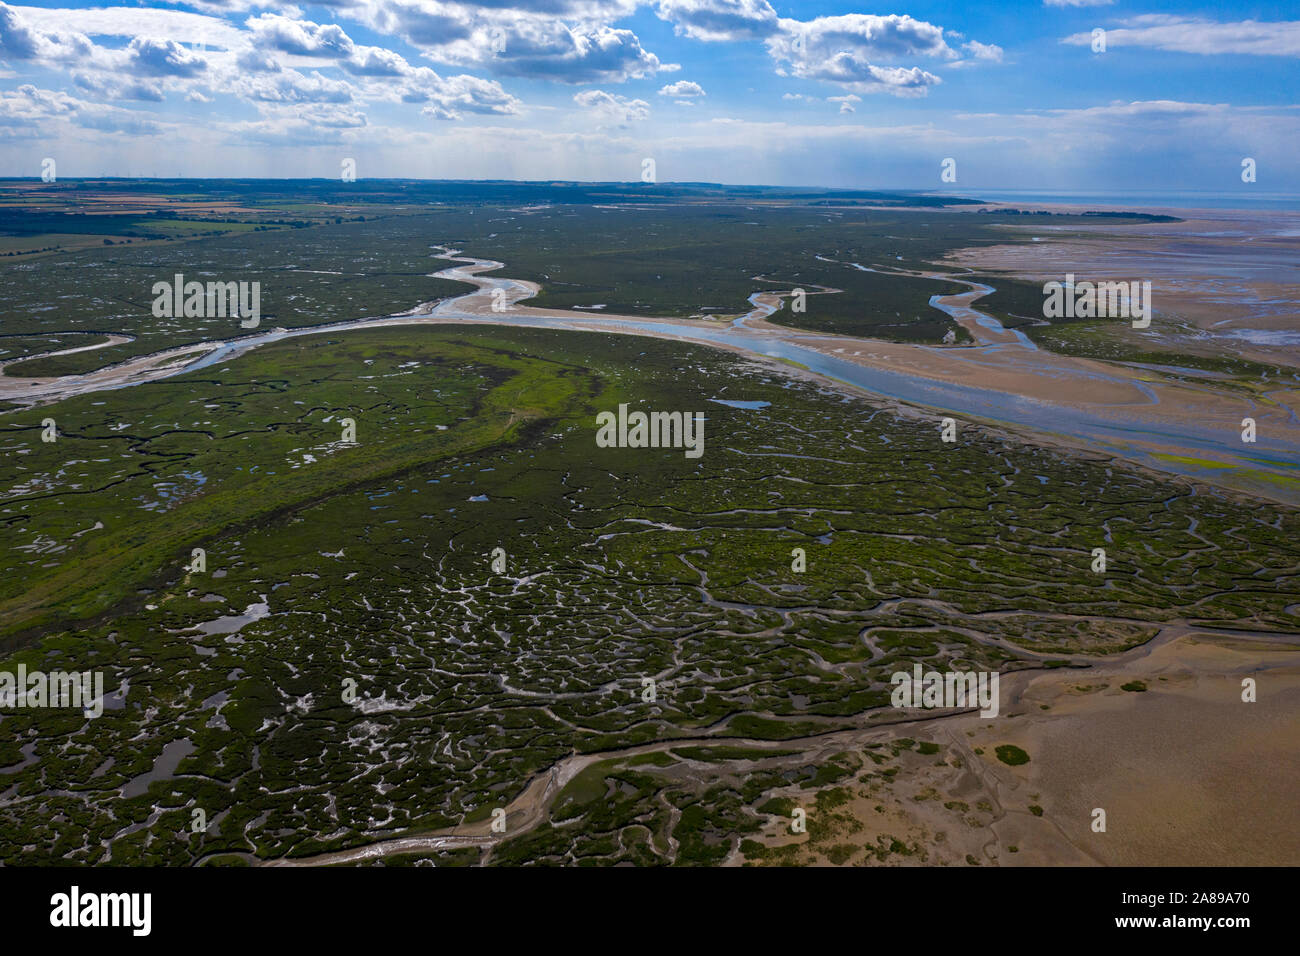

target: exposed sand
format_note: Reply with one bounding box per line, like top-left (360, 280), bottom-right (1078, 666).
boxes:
top-left (942, 206), bottom-right (1300, 366)
top-left (740, 627), bottom-right (1300, 867)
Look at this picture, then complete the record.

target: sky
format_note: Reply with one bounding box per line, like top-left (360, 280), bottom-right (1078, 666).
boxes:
top-left (1, 0), bottom-right (1297, 193)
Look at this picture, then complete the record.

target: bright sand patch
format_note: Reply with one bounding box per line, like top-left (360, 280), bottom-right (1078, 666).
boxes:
top-left (994, 633), bottom-right (1300, 866)
top-left (741, 630), bottom-right (1299, 866)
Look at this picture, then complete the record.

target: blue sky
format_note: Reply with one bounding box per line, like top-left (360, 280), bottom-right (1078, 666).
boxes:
top-left (1, 0), bottom-right (1297, 192)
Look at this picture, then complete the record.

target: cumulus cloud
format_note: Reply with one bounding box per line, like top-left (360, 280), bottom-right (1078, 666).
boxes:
top-left (766, 14), bottom-right (960, 96)
top-left (961, 40), bottom-right (1003, 62)
top-left (236, 46), bottom-right (283, 73)
top-left (0, 4), bottom-right (521, 123)
top-left (659, 79), bottom-right (704, 97)
top-left (73, 71), bottom-right (166, 102)
top-left (654, 0), bottom-right (778, 42)
top-left (574, 88), bottom-right (649, 125)
top-left (341, 1), bottom-right (665, 83)
top-left (236, 16), bottom-right (524, 117)
top-left (356, 0), bottom-right (473, 49)
top-left (0, 3), bottom-right (96, 64)
top-left (429, 22), bottom-right (668, 83)
top-left (828, 93), bottom-right (859, 113)
top-left (246, 13), bottom-right (355, 58)
top-left (0, 3), bottom-right (228, 102)
top-left (773, 14), bottom-right (955, 64)
top-left (0, 3), bottom-right (47, 59)
top-left (0, 83), bottom-right (75, 124)
top-left (400, 67), bottom-right (521, 117)
top-left (0, 3), bottom-right (217, 99)
top-left (783, 54), bottom-right (942, 97)
top-left (234, 70), bottom-right (354, 105)
top-left (343, 44), bottom-right (408, 76)
top-left (129, 37), bottom-right (209, 77)
top-left (0, 83), bottom-right (163, 137)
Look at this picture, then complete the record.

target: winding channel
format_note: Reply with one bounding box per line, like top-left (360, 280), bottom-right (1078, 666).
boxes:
top-left (3, 248), bottom-right (1298, 500)
top-left (0, 331), bottom-right (136, 372)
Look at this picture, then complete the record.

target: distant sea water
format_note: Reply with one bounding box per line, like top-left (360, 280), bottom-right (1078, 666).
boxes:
top-left (933, 189), bottom-right (1300, 212)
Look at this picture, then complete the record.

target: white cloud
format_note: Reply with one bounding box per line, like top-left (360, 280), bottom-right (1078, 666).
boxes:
top-left (574, 88), bottom-right (649, 125)
top-left (246, 13), bottom-right (355, 57)
top-left (73, 71), bottom-right (166, 102)
top-left (0, 3), bottom-right (96, 64)
top-left (0, 84), bottom-right (164, 137)
top-left (399, 68), bottom-right (521, 117)
top-left (229, 115), bottom-right (362, 147)
top-left (766, 14), bottom-right (961, 97)
top-left (828, 93), bottom-right (859, 114)
top-left (129, 36), bottom-right (210, 77)
top-left (10, 5), bottom-right (244, 50)
top-left (1063, 16), bottom-right (1300, 56)
top-left (659, 79), bottom-right (704, 97)
top-left (962, 40), bottom-right (1003, 62)
top-left (150, 0), bottom-right (269, 13)
top-left (234, 69), bottom-right (355, 105)
top-left (5, 6), bottom-right (524, 121)
top-left (339, 1), bottom-right (664, 83)
top-left (343, 44), bottom-right (408, 76)
top-left (428, 21), bottom-right (668, 83)
top-left (654, 0), bottom-right (778, 42)
top-left (236, 46), bottom-right (282, 73)
top-left (772, 14), bottom-right (956, 63)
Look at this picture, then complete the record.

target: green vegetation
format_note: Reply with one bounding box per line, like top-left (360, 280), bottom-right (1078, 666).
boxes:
top-left (995, 745), bottom-right (1031, 766)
